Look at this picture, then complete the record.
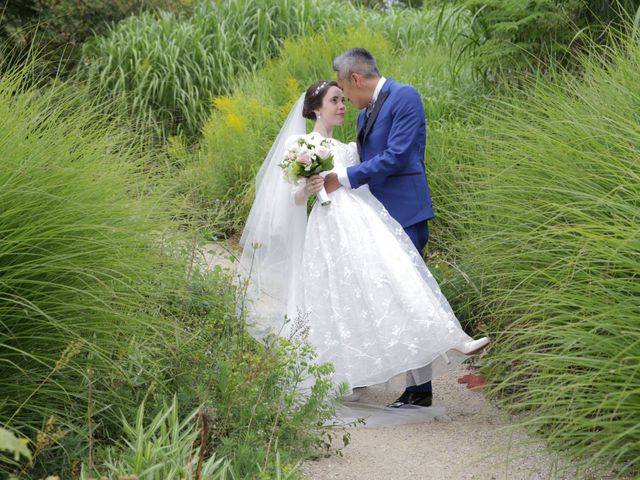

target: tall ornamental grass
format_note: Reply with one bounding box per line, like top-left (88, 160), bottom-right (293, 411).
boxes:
top-left (0, 65), bottom-right (179, 476)
top-left (361, 2), bottom-right (471, 52)
top-left (79, 0), bottom-right (474, 142)
top-left (79, 0), bottom-right (348, 139)
top-left (428, 35), bottom-right (640, 477)
top-left (184, 14), bottom-right (481, 237)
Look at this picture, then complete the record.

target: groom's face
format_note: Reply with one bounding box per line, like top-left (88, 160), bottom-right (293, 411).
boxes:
top-left (337, 73), bottom-right (371, 111)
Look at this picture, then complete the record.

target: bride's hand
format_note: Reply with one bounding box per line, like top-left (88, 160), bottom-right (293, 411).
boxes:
top-left (305, 175), bottom-right (325, 196)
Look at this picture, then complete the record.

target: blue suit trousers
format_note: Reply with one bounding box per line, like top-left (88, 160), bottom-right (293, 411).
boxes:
top-left (403, 220), bottom-right (432, 394)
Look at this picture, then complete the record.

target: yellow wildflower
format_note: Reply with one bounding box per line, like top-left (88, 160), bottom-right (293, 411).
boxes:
top-left (212, 96), bottom-right (233, 113)
top-left (226, 112), bottom-right (246, 132)
top-left (36, 416), bottom-right (65, 452)
top-left (54, 340), bottom-right (83, 372)
top-left (286, 76), bottom-right (300, 92)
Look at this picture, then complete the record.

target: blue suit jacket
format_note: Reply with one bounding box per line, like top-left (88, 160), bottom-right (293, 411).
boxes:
top-left (347, 78), bottom-right (434, 227)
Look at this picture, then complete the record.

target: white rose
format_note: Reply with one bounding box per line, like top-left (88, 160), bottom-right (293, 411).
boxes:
top-left (316, 145), bottom-right (331, 159)
top-left (307, 133), bottom-right (321, 147)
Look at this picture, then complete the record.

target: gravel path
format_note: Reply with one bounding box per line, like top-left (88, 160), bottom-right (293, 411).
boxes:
top-left (299, 367), bottom-right (580, 480)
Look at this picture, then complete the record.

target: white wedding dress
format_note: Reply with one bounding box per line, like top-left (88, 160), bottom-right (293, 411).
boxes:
top-left (238, 96), bottom-right (473, 395)
top-left (285, 132), bottom-right (473, 389)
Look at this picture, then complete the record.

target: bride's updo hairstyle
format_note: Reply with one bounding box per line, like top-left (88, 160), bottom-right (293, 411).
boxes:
top-left (302, 80), bottom-right (340, 120)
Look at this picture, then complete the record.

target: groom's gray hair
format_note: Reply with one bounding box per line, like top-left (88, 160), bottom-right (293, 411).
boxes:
top-left (333, 48), bottom-right (381, 80)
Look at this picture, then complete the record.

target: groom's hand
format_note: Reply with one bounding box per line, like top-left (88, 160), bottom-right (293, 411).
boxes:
top-left (324, 173), bottom-right (342, 193)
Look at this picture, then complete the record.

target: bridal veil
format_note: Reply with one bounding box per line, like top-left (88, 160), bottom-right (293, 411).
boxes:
top-left (237, 94), bottom-right (307, 339)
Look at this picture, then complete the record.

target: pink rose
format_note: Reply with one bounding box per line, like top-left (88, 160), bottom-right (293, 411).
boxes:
top-left (298, 151), bottom-right (311, 165)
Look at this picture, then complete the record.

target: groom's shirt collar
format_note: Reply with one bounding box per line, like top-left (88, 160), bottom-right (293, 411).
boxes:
top-left (371, 76), bottom-right (386, 104)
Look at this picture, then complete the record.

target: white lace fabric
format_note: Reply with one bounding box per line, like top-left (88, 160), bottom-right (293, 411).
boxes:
top-left (282, 134), bottom-right (472, 388)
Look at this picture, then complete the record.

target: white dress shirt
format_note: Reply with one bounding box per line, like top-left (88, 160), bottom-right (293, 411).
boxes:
top-left (336, 76), bottom-right (387, 189)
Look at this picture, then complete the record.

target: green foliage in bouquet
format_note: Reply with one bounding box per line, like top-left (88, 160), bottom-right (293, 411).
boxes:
top-left (279, 137), bottom-right (335, 184)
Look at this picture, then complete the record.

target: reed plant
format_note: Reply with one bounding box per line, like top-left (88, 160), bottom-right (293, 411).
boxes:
top-left (79, 0), bottom-right (478, 143)
top-left (161, 265), bottom-right (340, 479)
top-left (79, 0), bottom-right (348, 140)
top-left (0, 0), bottom-right (189, 79)
top-left (0, 63), bottom-right (184, 476)
top-left (428, 33), bottom-right (640, 477)
top-left (359, 2), bottom-right (471, 52)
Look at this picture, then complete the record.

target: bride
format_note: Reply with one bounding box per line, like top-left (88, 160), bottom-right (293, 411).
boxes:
top-left (238, 80), bottom-right (487, 399)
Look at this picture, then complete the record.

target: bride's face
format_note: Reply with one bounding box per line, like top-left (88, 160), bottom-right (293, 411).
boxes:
top-left (316, 86), bottom-right (346, 127)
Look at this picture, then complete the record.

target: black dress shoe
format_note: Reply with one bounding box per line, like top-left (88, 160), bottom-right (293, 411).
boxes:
top-left (387, 391), bottom-right (433, 408)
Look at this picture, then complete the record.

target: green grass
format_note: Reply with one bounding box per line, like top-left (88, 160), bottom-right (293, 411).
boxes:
top-left (0, 62), bottom-right (184, 476)
top-left (427, 34), bottom-right (640, 477)
top-left (79, 0), bottom-right (349, 140)
top-left (78, 0), bottom-right (475, 142)
top-left (0, 56), bottom-right (341, 479)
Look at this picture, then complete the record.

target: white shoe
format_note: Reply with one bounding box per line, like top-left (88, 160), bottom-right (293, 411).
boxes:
top-left (452, 337), bottom-right (490, 355)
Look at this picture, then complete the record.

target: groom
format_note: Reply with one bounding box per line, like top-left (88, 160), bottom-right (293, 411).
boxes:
top-left (324, 48), bottom-right (435, 408)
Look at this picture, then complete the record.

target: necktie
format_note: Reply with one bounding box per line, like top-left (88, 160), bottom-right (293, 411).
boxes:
top-left (365, 100), bottom-right (374, 121)
top-left (364, 100), bottom-right (375, 131)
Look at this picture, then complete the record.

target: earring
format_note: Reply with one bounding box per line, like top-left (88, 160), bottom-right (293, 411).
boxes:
top-left (316, 113), bottom-right (322, 119)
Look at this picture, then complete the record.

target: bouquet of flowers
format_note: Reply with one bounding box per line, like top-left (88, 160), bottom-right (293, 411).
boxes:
top-left (279, 136), bottom-right (334, 206)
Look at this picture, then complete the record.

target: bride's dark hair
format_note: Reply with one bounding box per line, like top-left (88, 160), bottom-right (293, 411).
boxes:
top-left (302, 80), bottom-right (339, 120)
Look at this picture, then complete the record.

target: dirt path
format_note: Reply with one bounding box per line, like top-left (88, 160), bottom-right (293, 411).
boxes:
top-left (299, 367), bottom-right (581, 480)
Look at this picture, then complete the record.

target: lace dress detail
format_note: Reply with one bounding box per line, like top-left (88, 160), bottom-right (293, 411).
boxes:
top-left (289, 133), bottom-right (472, 389)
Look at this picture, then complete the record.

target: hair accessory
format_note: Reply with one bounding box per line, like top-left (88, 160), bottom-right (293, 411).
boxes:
top-left (313, 81), bottom-right (329, 96)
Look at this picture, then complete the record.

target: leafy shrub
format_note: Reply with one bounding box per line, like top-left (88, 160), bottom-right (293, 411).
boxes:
top-left (0, 429), bottom-right (31, 465)
top-left (156, 265), bottom-right (341, 478)
top-left (0, 0), bottom-right (188, 78)
top-left (429, 33), bottom-right (640, 477)
top-left (459, 0), bottom-right (640, 81)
